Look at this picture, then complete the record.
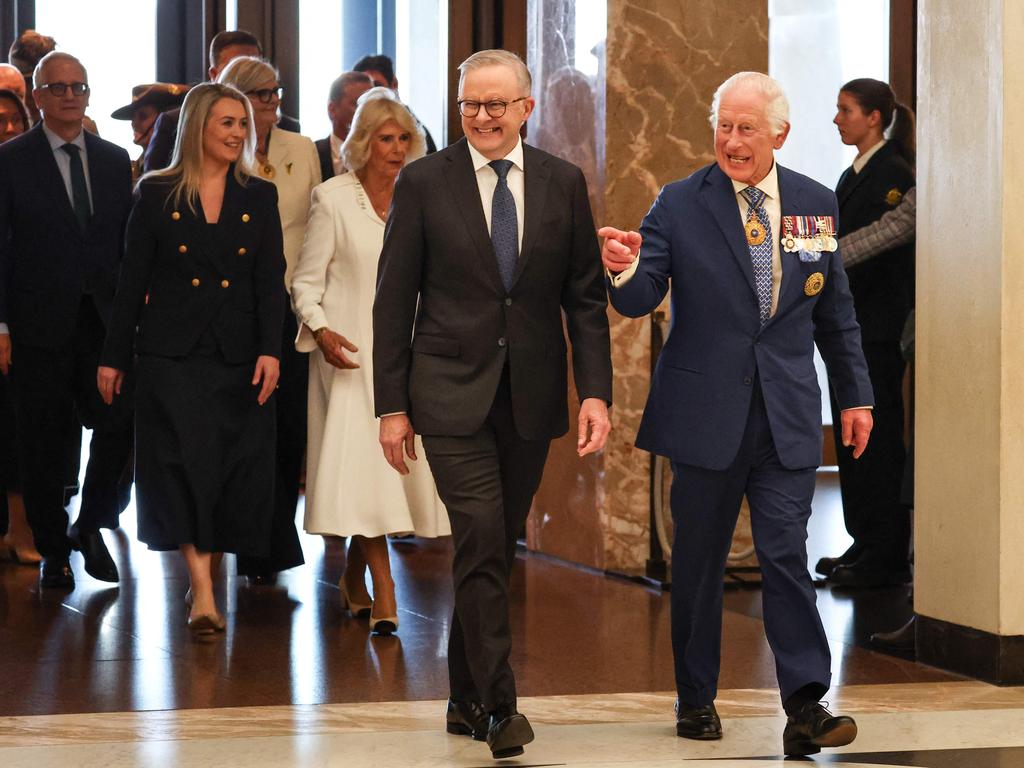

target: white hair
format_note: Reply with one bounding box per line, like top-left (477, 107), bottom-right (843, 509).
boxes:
top-left (709, 71), bottom-right (789, 135)
top-left (33, 51), bottom-right (87, 89)
top-left (458, 49), bottom-right (532, 94)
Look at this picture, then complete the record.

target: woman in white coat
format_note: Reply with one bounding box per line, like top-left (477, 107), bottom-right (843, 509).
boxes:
top-left (218, 57), bottom-right (321, 583)
top-left (291, 89), bottom-right (448, 634)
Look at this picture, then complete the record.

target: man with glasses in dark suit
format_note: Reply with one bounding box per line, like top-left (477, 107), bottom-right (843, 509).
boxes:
top-left (0, 51), bottom-right (133, 590)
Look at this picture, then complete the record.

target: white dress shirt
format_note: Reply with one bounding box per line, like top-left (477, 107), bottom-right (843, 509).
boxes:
top-left (467, 136), bottom-right (525, 251)
top-left (852, 139), bottom-right (887, 174)
top-left (329, 132), bottom-right (345, 177)
top-left (42, 121), bottom-right (94, 212)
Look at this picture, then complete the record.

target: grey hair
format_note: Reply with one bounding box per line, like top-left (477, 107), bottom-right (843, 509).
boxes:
top-left (329, 71), bottom-right (373, 103)
top-left (458, 49), bottom-right (532, 94)
top-left (216, 55), bottom-right (277, 94)
top-left (709, 72), bottom-right (789, 135)
top-left (341, 87), bottom-right (426, 172)
top-left (33, 51), bottom-right (87, 89)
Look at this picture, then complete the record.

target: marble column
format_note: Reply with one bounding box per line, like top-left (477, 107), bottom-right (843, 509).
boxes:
top-left (913, 0), bottom-right (1024, 682)
top-left (526, 1), bottom-right (768, 574)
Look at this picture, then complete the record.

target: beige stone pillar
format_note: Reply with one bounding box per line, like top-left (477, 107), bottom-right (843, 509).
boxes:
top-left (526, 1), bottom-right (768, 575)
top-left (915, 0), bottom-right (1024, 681)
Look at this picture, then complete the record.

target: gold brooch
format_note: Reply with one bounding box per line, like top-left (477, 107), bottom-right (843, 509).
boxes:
top-left (804, 272), bottom-right (825, 296)
top-left (885, 187), bottom-right (903, 206)
top-left (259, 162), bottom-right (276, 179)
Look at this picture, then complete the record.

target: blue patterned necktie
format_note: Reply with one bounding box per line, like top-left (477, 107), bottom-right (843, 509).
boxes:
top-left (489, 159), bottom-right (518, 291)
top-left (741, 186), bottom-right (772, 325)
top-left (62, 143), bottom-right (92, 231)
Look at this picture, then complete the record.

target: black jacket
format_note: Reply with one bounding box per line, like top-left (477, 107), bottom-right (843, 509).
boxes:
top-left (0, 123), bottom-right (132, 347)
top-left (314, 137), bottom-right (334, 183)
top-left (372, 138), bottom-right (612, 441)
top-left (836, 141), bottom-right (915, 343)
top-left (101, 172), bottom-right (286, 370)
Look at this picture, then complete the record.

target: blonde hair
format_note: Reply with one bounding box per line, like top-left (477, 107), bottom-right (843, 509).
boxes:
top-left (341, 87), bottom-right (426, 172)
top-left (216, 55), bottom-right (277, 95)
top-left (458, 49), bottom-right (531, 94)
top-left (139, 83), bottom-right (256, 212)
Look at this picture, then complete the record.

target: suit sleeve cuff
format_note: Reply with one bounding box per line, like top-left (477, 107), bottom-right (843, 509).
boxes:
top-left (606, 253), bottom-right (640, 288)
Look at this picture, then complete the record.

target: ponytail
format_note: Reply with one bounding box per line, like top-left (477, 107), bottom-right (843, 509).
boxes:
top-left (889, 102), bottom-right (916, 169)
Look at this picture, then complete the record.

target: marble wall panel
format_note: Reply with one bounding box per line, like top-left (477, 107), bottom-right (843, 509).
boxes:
top-left (526, 0), bottom-right (768, 575)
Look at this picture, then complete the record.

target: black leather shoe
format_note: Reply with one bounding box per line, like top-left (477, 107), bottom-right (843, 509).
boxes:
top-left (69, 528), bottom-right (119, 583)
top-left (783, 702), bottom-right (857, 756)
top-left (486, 705), bottom-right (534, 759)
top-left (39, 558), bottom-right (75, 589)
top-left (246, 572), bottom-right (279, 586)
top-left (870, 615), bottom-right (916, 652)
top-left (814, 543), bottom-right (864, 578)
top-left (675, 701), bottom-right (722, 740)
top-left (829, 563), bottom-right (909, 588)
top-left (445, 698), bottom-right (488, 741)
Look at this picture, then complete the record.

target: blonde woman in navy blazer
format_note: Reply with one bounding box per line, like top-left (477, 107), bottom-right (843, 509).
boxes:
top-left (98, 83), bottom-right (286, 639)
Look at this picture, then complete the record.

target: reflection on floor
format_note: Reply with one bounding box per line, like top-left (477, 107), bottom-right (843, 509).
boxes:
top-left (1, 472), bottom-right (1019, 766)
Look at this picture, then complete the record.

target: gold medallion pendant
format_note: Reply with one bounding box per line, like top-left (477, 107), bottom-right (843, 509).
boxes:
top-left (804, 272), bottom-right (825, 296)
top-left (745, 217), bottom-right (767, 246)
top-left (259, 162), bottom-right (276, 180)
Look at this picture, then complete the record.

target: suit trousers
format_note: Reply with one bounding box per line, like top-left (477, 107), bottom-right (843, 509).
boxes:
top-left (421, 365), bottom-right (550, 712)
top-left (670, 381), bottom-right (830, 707)
top-left (10, 298), bottom-right (133, 559)
top-left (829, 340), bottom-right (910, 570)
top-left (237, 310), bottom-right (306, 576)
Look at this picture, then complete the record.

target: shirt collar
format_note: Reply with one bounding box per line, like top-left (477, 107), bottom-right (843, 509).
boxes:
top-left (42, 121), bottom-right (86, 152)
top-left (731, 160), bottom-right (779, 202)
top-left (853, 139), bottom-right (887, 174)
top-left (467, 136), bottom-right (524, 174)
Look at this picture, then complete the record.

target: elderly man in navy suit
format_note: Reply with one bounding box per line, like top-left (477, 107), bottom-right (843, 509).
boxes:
top-left (600, 72), bottom-right (874, 757)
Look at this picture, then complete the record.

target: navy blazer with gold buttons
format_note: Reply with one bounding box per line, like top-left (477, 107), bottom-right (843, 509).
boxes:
top-left (101, 170), bottom-right (286, 371)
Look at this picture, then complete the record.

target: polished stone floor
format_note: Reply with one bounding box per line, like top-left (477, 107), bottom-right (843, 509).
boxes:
top-left (1, 471), bottom-right (1020, 766)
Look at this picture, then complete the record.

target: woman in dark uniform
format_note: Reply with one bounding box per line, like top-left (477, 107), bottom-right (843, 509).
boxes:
top-left (820, 78), bottom-right (916, 587)
top-left (98, 83), bottom-right (286, 638)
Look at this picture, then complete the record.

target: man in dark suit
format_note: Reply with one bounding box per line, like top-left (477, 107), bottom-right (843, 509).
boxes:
top-left (314, 71), bottom-right (373, 181)
top-left (144, 30), bottom-right (300, 172)
top-left (373, 49), bottom-right (611, 760)
top-left (601, 72), bottom-right (874, 757)
top-left (0, 52), bottom-right (133, 589)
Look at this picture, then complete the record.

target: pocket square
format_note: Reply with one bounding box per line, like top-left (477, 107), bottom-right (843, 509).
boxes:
top-left (798, 250), bottom-right (822, 262)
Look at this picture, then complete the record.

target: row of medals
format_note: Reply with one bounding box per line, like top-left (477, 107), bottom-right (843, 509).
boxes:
top-left (745, 216), bottom-right (838, 253)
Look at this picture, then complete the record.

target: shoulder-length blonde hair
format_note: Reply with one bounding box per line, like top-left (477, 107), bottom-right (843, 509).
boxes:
top-left (341, 87), bottom-right (426, 172)
top-left (140, 82), bottom-right (256, 212)
top-left (216, 55), bottom-right (277, 96)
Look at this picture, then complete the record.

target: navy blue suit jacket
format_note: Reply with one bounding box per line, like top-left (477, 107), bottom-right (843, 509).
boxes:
top-left (609, 162), bottom-right (873, 471)
top-left (0, 123), bottom-right (132, 347)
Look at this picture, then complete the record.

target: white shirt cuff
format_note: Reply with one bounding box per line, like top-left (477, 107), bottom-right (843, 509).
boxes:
top-left (607, 254), bottom-right (640, 288)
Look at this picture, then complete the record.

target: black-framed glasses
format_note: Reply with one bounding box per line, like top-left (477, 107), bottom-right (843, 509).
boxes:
top-left (457, 97), bottom-right (528, 118)
top-left (246, 86), bottom-right (283, 103)
top-left (39, 82), bottom-right (89, 97)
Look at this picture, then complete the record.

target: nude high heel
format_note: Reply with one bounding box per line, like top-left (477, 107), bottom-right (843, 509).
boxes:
top-left (339, 579), bottom-right (372, 618)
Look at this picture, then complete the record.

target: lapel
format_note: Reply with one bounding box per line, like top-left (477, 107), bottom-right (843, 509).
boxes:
top-left (836, 141), bottom-right (892, 209)
top-left (773, 164), bottom-right (807, 317)
top-left (30, 124), bottom-right (81, 237)
top-left (268, 128), bottom-right (293, 178)
top-left (442, 138), bottom-right (506, 294)
top-left (193, 169), bottom-right (244, 276)
top-left (701, 164), bottom-right (758, 303)
top-left (512, 143), bottom-right (550, 287)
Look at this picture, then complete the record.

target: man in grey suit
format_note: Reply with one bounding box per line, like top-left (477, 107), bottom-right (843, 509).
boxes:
top-left (373, 49), bottom-right (611, 760)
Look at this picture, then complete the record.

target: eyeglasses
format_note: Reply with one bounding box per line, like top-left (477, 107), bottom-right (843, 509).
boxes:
top-left (38, 82), bottom-right (89, 97)
top-left (246, 86), bottom-right (283, 103)
top-left (457, 97), bottom-right (528, 118)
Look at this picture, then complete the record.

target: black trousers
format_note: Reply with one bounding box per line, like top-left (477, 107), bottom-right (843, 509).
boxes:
top-left (829, 340), bottom-right (910, 570)
top-left (422, 367), bottom-right (550, 712)
top-left (10, 299), bottom-right (133, 559)
top-left (670, 382), bottom-right (829, 707)
top-left (237, 310), bottom-right (305, 576)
